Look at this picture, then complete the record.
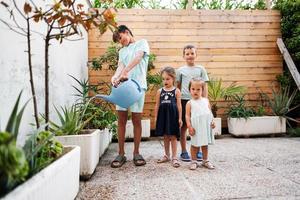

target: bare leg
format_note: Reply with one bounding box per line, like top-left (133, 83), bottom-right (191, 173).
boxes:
top-left (170, 136), bottom-right (177, 159)
top-left (180, 125), bottom-right (187, 152)
top-left (201, 145), bottom-right (208, 161)
top-left (164, 136), bottom-right (170, 157)
top-left (131, 112), bottom-right (142, 155)
top-left (190, 145), bottom-right (200, 161)
top-left (117, 111), bottom-right (128, 155)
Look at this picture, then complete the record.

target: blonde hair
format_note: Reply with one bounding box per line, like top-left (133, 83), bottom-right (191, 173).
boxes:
top-left (188, 77), bottom-right (205, 91)
top-left (160, 66), bottom-right (176, 85)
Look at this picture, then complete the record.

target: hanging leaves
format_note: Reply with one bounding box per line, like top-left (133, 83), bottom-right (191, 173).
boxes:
top-left (23, 3), bottom-right (32, 15)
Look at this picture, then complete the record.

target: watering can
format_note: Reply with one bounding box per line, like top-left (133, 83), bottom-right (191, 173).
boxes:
top-left (95, 79), bottom-right (143, 108)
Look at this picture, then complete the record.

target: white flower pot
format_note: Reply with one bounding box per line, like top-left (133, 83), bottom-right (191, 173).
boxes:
top-left (228, 116), bottom-right (286, 137)
top-left (125, 119), bottom-right (150, 139)
top-left (55, 129), bottom-right (100, 178)
top-left (99, 128), bottom-right (112, 157)
top-left (2, 146), bottom-right (80, 200)
top-left (213, 117), bottom-right (222, 136)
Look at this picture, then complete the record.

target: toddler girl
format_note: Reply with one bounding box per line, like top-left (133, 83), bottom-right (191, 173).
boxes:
top-left (185, 78), bottom-right (215, 170)
top-left (155, 66), bottom-right (182, 168)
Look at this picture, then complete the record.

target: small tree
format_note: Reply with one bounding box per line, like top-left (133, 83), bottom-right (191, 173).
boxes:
top-left (1, 0), bottom-right (117, 128)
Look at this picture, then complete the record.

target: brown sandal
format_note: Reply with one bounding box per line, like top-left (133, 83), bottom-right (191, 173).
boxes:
top-left (157, 155), bottom-right (170, 163)
top-left (172, 158), bottom-right (180, 168)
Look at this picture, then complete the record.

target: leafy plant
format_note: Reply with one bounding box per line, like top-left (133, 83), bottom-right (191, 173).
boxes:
top-left (23, 130), bottom-right (63, 176)
top-left (287, 127), bottom-right (300, 137)
top-left (263, 86), bottom-right (300, 126)
top-left (0, 91), bottom-right (29, 196)
top-left (70, 75), bottom-right (118, 133)
top-left (208, 77), bottom-right (246, 117)
top-left (49, 105), bottom-right (93, 136)
top-left (0, 132), bottom-right (29, 197)
top-left (227, 95), bottom-right (257, 118)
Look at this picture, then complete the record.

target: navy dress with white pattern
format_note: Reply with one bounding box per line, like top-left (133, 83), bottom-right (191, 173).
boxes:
top-left (155, 87), bottom-right (180, 137)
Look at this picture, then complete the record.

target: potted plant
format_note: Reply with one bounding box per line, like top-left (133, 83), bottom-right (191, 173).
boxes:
top-left (50, 103), bottom-right (99, 180)
top-left (208, 77), bottom-right (245, 136)
top-left (227, 90), bottom-right (292, 137)
top-left (51, 76), bottom-right (117, 179)
top-left (1, 92), bottom-right (80, 200)
top-left (71, 75), bottom-right (117, 158)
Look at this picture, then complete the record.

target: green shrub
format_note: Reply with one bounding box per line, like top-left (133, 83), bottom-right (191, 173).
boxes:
top-left (0, 132), bottom-right (29, 196)
top-left (23, 130), bottom-right (63, 176)
top-left (227, 95), bottom-right (261, 118)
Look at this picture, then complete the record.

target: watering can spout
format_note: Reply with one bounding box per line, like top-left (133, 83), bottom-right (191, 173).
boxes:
top-left (94, 79), bottom-right (142, 108)
top-left (94, 94), bottom-right (114, 103)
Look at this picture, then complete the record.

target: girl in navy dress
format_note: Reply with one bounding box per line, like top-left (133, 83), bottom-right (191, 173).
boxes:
top-left (155, 66), bottom-right (182, 168)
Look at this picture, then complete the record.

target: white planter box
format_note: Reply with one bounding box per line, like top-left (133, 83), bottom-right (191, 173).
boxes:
top-left (3, 146), bottom-right (80, 200)
top-left (213, 117), bottom-right (222, 136)
top-left (228, 116), bottom-right (286, 137)
top-left (55, 129), bottom-right (100, 178)
top-left (125, 119), bottom-right (150, 139)
top-left (99, 128), bottom-right (112, 157)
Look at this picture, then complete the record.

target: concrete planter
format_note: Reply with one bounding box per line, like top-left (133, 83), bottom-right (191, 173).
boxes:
top-left (99, 128), bottom-right (112, 157)
top-left (125, 119), bottom-right (150, 139)
top-left (2, 146), bottom-right (80, 200)
top-left (55, 129), bottom-right (100, 178)
top-left (213, 117), bottom-right (222, 136)
top-left (228, 116), bottom-right (286, 137)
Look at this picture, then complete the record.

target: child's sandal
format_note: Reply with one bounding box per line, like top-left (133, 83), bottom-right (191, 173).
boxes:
top-left (189, 161), bottom-right (198, 170)
top-left (202, 160), bottom-right (215, 169)
top-left (157, 155), bottom-right (170, 163)
top-left (172, 158), bottom-right (180, 168)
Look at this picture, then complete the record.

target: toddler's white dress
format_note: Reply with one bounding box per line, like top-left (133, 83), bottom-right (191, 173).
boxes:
top-left (190, 98), bottom-right (215, 147)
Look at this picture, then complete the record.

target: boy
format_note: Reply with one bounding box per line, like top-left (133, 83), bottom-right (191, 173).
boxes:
top-left (110, 25), bottom-right (150, 168)
top-left (176, 45), bottom-right (209, 162)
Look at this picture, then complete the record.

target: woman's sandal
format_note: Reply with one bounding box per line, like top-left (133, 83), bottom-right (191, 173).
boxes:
top-left (202, 160), bottom-right (215, 169)
top-left (157, 155), bottom-right (170, 163)
top-left (133, 154), bottom-right (146, 166)
top-left (111, 155), bottom-right (127, 168)
top-left (172, 158), bottom-right (180, 168)
top-left (189, 161), bottom-right (198, 170)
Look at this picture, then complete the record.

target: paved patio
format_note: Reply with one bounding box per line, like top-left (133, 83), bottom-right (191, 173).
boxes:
top-left (76, 136), bottom-right (300, 200)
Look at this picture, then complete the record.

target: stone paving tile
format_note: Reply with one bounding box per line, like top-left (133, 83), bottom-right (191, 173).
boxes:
top-left (76, 136), bottom-right (300, 200)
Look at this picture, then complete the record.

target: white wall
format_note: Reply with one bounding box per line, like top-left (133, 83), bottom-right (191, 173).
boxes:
top-left (0, 0), bottom-right (89, 144)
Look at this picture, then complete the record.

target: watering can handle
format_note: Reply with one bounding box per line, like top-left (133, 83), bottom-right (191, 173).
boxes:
top-left (131, 79), bottom-right (142, 92)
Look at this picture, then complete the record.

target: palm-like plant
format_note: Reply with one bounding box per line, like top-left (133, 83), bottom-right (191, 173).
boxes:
top-left (208, 77), bottom-right (246, 117)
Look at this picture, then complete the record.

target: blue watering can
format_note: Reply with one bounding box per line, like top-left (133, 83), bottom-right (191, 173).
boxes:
top-left (95, 79), bottom-right (142, 108)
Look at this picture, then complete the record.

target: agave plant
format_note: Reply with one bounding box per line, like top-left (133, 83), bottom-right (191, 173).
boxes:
top-left (49, 105), bottom-right (94, 136)
top-left (208, 77), bottom-right (245, 117)
top-left (263, 86), bottom-right (300, 126)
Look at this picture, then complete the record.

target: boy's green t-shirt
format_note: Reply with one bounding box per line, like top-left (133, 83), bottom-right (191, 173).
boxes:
top-left (118, 39), bottom-right (150, 90)
top-left (176, 65), bottom-right (209, 100)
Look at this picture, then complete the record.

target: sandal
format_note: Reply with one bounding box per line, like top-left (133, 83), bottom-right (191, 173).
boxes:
top-left (202, 160), bottom-right (215, 169)
top-left (111, 155), bottom-right (127, 168)
top-left (189, 161), bottom-right (198, 170)
top-left (172, 158), bottom-right (180, 168)
top-left (157, 155), bottom-right (170, 163)
top-left (133, 154), bottom-right (146, 166)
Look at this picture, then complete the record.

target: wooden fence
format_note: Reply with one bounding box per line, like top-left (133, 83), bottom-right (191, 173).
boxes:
top-left (88, 9), bottom-right (282, 130)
